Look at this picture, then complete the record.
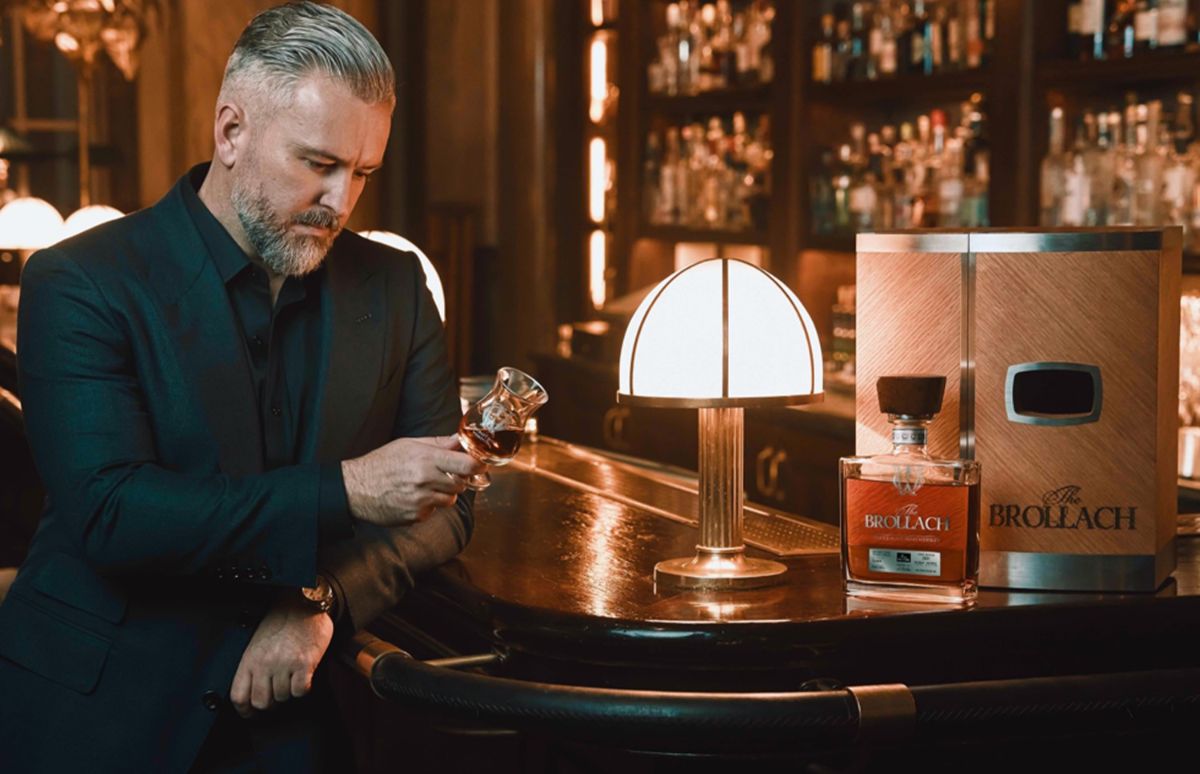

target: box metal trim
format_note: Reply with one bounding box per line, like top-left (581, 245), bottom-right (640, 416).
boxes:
top-left (856, 233), bottom-right (969, 253)
top-left (969, 230), bottom-right (1168, 253)
top-left (980, 541), bottom-right (1175, 591)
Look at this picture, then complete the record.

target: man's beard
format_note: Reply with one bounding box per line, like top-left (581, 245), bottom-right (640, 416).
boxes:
top-left (231, 180), bottom-right (340, 277)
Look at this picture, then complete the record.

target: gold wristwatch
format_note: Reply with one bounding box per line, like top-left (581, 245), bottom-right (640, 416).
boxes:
top-left (300, 574), bottom-right (335, 615)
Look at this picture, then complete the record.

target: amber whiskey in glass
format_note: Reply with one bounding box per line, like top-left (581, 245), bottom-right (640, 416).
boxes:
top-left (840, 375), bottom-right (980, 606)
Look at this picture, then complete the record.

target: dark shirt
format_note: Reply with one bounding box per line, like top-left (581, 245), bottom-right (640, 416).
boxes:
top-left (180, 163), bottom-right (352, 543)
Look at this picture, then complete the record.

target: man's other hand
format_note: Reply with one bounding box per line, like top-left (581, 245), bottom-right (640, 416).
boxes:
top-left (340, 435), bottom-right (484, 527)
top-left (229, 595), bottom-right (333, 718)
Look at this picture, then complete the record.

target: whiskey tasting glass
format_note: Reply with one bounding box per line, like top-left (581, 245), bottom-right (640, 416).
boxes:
top-left (457, 366), bottom-right (549, 490)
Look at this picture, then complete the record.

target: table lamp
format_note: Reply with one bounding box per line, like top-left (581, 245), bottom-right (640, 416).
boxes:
top-left (617, 258), bottom-right (823, 590)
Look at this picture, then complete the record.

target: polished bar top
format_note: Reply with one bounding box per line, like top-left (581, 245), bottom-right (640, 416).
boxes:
top-left (394, 438), bottom-right (1200, 689)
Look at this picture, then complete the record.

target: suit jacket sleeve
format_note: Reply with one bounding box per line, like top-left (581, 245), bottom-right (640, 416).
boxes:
top-left (318, 254), bottom-right (474, 632)
top-left (16, 249), bottom-right (320, 585)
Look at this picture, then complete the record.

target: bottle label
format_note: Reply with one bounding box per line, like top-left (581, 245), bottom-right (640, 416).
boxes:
top-left (844, 478), bottom-right (970, 581)
top-left (868, 548), bottom-right (942, 576)
top-left (1078, 0), bottom-right (1102, 35)
top-left (1135, 10), bottom-right (1157, 42)
top-left (1160, 7), bottom-right (1186, 45)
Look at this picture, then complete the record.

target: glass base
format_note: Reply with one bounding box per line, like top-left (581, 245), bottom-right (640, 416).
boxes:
top-left (845, 577), bottom-right (977, 607)
top-left (464, 471), bottom-right (492, 491)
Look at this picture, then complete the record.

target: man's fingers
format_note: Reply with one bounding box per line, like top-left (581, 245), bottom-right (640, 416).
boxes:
top-left (291, 670), bottom-right (312, 698)
top-left (439, 450), bottom-right (487, 477)
top-left (250, 672), bottom-right (273, 711)
top-left (230, 664), bottom-right (253, 718)
top-left (271, 672), bottom-right (291, 703)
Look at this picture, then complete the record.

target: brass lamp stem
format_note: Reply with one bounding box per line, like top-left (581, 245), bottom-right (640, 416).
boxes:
top-left (698, 406), bottom-right (743, 549)
top-left (654, 406), bottom-right (788, 591)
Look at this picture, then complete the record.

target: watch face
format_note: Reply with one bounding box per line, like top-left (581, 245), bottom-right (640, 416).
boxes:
top-left (302, 578), bottom-right (333, 611)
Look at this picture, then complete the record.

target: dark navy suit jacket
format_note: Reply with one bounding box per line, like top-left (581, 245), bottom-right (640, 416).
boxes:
top-left (0, 173), bottom-right (471, 771)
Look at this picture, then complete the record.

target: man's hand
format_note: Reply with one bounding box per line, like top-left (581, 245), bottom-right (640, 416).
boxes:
top-left (229, 595), bottom-right (333, 718)
top-left (341, 435), bottom-right (484, 527)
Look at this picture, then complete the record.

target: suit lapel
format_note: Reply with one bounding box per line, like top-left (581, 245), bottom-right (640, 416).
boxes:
top-left (143, 179), bottom-right (264, 477)
top-left (312, 239), bottom-right (386, 463)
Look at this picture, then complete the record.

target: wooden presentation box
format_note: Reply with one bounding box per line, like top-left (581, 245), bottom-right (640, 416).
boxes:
top-left (855, 228), bottom-right (1181, 592)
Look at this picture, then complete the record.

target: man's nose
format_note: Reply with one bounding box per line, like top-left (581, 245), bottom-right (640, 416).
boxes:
top-left (318, 171), bottom-right (354, 222)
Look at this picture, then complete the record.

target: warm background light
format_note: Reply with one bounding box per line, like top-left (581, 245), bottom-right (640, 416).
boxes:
top-left (0, 197), bottom-right (64, 251)
top-left (588, 229), bottom-right (606, 310)
top-left (358, 230), bottom-right (446, 323)
top-left (589, 35), bottom-right (608, 123)
top-left (61, 205), bottom-right (123, 240)
top-left (588, 137), bottom-right (607, 223)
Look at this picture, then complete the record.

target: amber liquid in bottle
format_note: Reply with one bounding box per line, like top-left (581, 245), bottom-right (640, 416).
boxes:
top-left (840, 416), bottom-right (980, 606)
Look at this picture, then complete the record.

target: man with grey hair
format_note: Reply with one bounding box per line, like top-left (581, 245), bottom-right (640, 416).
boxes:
top-left (0, 3), bottom-right (481, 771)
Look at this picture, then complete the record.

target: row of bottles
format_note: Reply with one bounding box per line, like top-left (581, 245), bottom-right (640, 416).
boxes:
top-left (1039, 91), bottom-right (1200, 250)
top-left (644, 111), bottom-right (772, 232)
top-left (811, 97), bottom-right (990, 234)
top-left (647, 1), bottom-right (775, 95)
top-left (1066, 0), bottom-right (1195, 60)
top-left (811, 0), bottom-right (995, 84)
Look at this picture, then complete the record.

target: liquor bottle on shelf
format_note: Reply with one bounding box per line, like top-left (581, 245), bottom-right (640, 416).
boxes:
top-left (911, 0), bottom-right (933, 74)
top-left (829, 283), bottom-right (857, 382)
top-left (1107, 0), bottom-right (1138, 58)
top-left (813, 0), bottom-right (991, 83)
top-left (851, 2), bottom-right (871, 80)
top-left (1163, 93), bottom-right (1195, 231)
top-left (813, 12), bottom-right (835, 84)
top-left (1076, 0), bottom-right (1107, 59)
top-left (644, 111), bottom-right (772, 233)
top-left (1159, 0), bottom-right (1188, 47)
top-left (809, 99), bottom-right (989, 233)
top-left (1134, 100), bottom-right (1166, 225)
top-left (1041, 107), bottom-right (1069, 226)
top-left (1039, 89), bottom-right (1200, 237)
top-left (812, 148), bottom-right (837, 235)
top-left (1134, 0), bottom-right (1160, 54)
top-left (1082, 111), bottom-right (1115, 225)
top-left (840, 374), bottom-right (980, 606)
top-left (649, 1), bottom-right (774, 95)
top-left (1109, 98), bottom-right (1139, 224)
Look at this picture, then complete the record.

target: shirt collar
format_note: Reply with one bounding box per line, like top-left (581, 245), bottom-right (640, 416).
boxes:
top-left (179, 162), bottom-right (256, 285)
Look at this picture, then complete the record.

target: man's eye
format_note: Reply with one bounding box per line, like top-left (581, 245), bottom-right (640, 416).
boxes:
top-left (353, 170), bottom-right (373, 181)
top-left (305, 159), bottom-right (332, 171)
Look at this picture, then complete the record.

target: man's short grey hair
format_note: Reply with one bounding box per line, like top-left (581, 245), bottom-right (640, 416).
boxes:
top-left (221, 2), bottom-right (395, 110)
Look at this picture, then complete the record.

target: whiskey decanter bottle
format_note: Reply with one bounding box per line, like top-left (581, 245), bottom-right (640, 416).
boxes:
top-left (840, 375), bottom-right (980, 605)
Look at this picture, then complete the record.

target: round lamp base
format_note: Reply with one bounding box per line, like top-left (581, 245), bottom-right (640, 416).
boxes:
top-left (653, 552), bottom-right (788, 591)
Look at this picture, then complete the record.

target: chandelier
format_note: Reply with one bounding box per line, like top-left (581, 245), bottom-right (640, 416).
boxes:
top-left (3, 0), bottom-right (157, 79)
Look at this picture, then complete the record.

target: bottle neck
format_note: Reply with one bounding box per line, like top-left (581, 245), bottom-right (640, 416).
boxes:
top-left (889, 416), bottom-right (932, 456)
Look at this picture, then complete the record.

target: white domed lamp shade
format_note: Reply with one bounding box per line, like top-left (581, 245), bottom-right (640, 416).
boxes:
top-left (619, 257), bottom-right (823, 407)
top-left (617, 258), bottom-right (824, 590)
top-left (61, 205), bottom-right (123, 240)
top-left (359, 230), bottom-right (446, 323)
top-left (0, 197), bottom-right (64, 251)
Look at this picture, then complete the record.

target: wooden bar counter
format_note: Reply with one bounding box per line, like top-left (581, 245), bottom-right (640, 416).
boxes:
top-left (340, 436), bottom-right (1200, 771)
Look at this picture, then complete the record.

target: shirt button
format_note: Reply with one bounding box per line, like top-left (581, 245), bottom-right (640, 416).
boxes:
top-left (202, 691), bottom-right (222, 711)
top-left (250, 336), bottom-right (264, 349)
top-left (271, 406), bottom-right (282, 417)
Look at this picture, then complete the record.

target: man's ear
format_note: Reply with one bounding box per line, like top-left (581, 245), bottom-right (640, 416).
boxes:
top-left (213, 100), bottom-right (247, 169)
